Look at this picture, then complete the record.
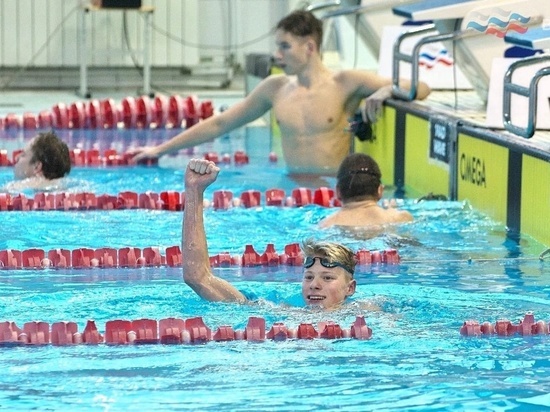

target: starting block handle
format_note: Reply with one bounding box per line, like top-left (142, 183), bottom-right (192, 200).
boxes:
top-left (503, 54), bottom-right (550, 138)
top-left (392, 25), bottom-right (460, 101)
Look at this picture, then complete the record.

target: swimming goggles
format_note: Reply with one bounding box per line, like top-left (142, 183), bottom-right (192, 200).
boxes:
top-left (303, 256), bottom-right (354, 275)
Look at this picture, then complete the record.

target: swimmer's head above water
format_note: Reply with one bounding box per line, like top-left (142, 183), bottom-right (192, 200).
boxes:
top-left (182, 158), bottom-right (358, 310)
top-left (13, 131), bottom-right (71, 181)
top-left (301, 238), bottom-right (357, 308)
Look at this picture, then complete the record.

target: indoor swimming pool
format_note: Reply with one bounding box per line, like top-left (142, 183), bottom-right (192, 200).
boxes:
top-left (1, 126), bottom-right (550, 411)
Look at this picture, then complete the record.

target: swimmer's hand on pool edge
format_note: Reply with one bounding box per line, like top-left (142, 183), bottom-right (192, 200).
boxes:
top-left (363, 85), bottom-right (392, 123)
top-left (362, 80), bottom-right (431, 123)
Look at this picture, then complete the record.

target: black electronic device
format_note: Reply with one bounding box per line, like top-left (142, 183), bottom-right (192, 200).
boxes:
top-left (91, 0), bottom-right (142, 8)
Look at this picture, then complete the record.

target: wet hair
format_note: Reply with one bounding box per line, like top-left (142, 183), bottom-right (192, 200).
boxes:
top-left (276, 10), bottom-right (323, 51)
top-left (30, 131), bottom-right (71, 180)
top-left (336, 153), bottom-right (382, 202)
top-left (301, 238), bottom-right (356, 278)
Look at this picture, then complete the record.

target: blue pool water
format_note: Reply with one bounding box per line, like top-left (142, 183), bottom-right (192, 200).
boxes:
top-left (1, 126), bottom-right (550, 411)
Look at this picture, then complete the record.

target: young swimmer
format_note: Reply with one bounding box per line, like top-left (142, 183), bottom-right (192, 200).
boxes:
top-left (3, 131), bottom-right (71, 192)
top-left (183, 158), bottom-right (356, 309)
top-left (132, 10), bottom-right (430, 176)
top-left (319, 153), bottom-right (413, 228)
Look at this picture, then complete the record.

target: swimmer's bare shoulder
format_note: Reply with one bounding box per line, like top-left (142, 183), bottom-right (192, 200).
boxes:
top-left (387, 208), bottom-right (414, 223)
top-left (247, 73), bottom-right (292, 107)
top-left (262, 73), bottom-right (291, 91)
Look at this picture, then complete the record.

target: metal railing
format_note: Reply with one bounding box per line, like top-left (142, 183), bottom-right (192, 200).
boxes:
top-left (391, 24), bottom-right (466, 101)
top-left (503, 54), bottom-right (550, 138)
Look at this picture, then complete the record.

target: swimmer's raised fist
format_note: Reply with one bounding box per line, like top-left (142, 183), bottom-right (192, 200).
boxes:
top-left (185, 158), bottom-right (220, 190)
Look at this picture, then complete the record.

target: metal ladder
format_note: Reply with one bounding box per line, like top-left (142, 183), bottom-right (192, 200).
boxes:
top-left (502, 54), bottom-right (550, 138)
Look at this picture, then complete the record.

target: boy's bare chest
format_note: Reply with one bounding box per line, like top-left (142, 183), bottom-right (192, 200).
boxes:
top-left (273, 85), bottom-right (348, 126)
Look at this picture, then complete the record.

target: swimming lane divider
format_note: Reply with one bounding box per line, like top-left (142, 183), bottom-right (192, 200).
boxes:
top-left (0, 316), bottom-right (373, 346)
top-left (0, 186), bottom-right (340, 211)
top-left (460, 312), bottom-right (550, 337)
top-left (0, 244), bottom-right (400, 270)
top-left (0, 148), bottom-right (254, 168)
top-left (1, 94), bottom-right (214, 131)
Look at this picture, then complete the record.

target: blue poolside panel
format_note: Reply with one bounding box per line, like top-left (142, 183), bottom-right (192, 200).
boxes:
top-left (505, 27), bottom-right (550, 49)
top-left (393, 0), bottom-right (474, 20)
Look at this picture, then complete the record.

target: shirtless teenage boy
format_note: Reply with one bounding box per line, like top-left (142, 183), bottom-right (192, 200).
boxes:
top-left (132, 10), bottom-right (430, 175)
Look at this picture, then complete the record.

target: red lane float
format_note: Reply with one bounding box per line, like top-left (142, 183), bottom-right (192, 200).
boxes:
top-left (0, 315), bottom-right (373, 346)
top-left (183, 95), bottom-right (200, 128)
top-left (4, 113), bottom-right (21, 129)
top-left (0, 94), bottom-right (214, 132)
top-left (121, 96), bottom-right (138, 128)
top-left (38, 110), bottom-right (53, 129)
top-left (168, 95), bottom-right (185, 127)
top-left (240, 190), bottom-right (261, 208)
top-left (52, 103), bottom-right (69, 129)
top-left (87, 99), bottom-right (102, 128)
top-left (460, 312), bottom-right (549, 337)
top-left (0, 184), bottom-right (343, 212)
top-left (69, 102), bottom-right (87, 128)
top-left (136, 96), bottom-right (153, 128)
top-left (213, 190), bottom-right (232, 209)
top-left (266, 189), bottom-right (285, 206)
top-left (0, 244), bottom-right (400, 270)
top-left (291, 188), bottom-right (312, 207)
top-left (0, 150), bottom-right (11, 166)
top-left (0, 148), bottom-right (263, 168)
top-left (200, 101), bottom-right (214, 119)
top-left (23, 112), bottom-right (38, 130)
top-left (153, 95), bottom-right (169, 127)
top-left (1, 148), bottom-right (261, 169)
top-left (234, 150), bottom-right (249, 165)
top-left (101, 98), bottom-right (118, 129)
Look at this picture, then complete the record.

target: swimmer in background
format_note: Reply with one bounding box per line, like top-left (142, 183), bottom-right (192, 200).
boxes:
top-left (183, 158), bottom-right (356, 309)
top-left (3, 131), bottom-right (71, 193)
top-left (131, 10), bottom-right (430, 176)
top-left (319, 153), bottom-right (413, 228)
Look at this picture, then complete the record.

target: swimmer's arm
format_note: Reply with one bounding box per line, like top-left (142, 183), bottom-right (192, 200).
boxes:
top-left (133, 78), bottom-right (277, 160)
top-left (182, 183), bottom-right (246, 303)
top-left (345, 70), bottom-right (430, 100)
top-left (342, 70), bottom-right (430, 122)
top-left (395, 78), bottom-right (431, 101)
